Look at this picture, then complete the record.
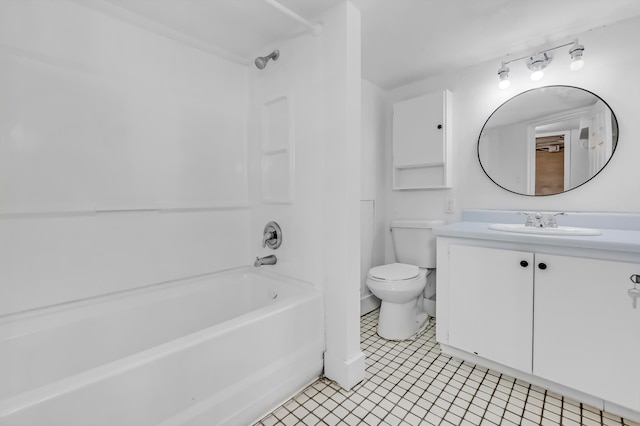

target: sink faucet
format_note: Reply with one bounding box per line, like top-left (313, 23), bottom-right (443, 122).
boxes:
top-left (518, 211), bottom-right (543, 227)
top-left (517, 211), bottom-right (566, 228)
top-left (544, 212), bottom-right (566, 228)
top-left (254, 255), bottom-right (277, 267)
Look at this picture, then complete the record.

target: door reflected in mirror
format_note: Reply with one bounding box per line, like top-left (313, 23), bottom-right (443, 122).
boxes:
top-left (478, 86), bottom-right (618, 196)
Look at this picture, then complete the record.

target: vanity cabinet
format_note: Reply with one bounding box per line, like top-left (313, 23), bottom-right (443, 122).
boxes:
top-left (448, 244), bottom-right (533, 372)
top-left (392, 90), bottom-right (452, 190)
top-left (534, 254), bottom-right (640, 412)
top-left (439, 236), bottom-right (640, 415)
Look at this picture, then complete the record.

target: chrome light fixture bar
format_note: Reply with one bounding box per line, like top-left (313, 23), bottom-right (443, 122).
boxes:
top-left (497, 39), bottom-right (585, 89)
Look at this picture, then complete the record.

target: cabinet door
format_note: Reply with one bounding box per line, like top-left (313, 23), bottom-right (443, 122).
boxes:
top-left (448, 244), bottom-right (534, 372)
top-left (392, 91), bottom-right (444, 167)
top-left (534, 254), bottom-right (640, 412)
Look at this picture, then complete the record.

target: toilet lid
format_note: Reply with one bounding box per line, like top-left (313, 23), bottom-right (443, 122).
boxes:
top-left (369, 263), bottom-right (419, 281)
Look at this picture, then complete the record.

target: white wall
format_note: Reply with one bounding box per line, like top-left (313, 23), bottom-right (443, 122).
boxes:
top-left (321, 2), bottom-right (364, 390)
top-left (384, 16), bottom-right (640, 261)
top-left (570, 128), bottom-right (590, 185)
top-left (247, 3), bottom-right (364, 390)
top-left (480, 123), bottom-right (529, 194)
top-left (0, 1), bottom-right (250, 315)
top-left (360, 79), bottom-right (386, 314)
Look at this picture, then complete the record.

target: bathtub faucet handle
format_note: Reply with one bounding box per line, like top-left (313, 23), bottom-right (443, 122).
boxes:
top-left (262, 231), bottom-right (276, 248)
top-left (262, 221), bottom-right (282, 249)
top-left (262, 231), bottom-right (275, 248)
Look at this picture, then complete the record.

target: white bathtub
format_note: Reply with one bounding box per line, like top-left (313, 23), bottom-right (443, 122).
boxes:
top-left (0, 268), bottom-right (324, 426)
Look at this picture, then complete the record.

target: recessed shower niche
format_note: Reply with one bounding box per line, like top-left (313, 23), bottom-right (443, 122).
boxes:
top-left (261, 95), bottom-right (293, 203)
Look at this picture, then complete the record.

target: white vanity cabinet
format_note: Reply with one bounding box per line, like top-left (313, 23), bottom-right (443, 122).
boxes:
top-left (534, 254), bottom-right (640, 412)
top-left (448, 244), bottom-right (534, 373)
top-left (392, 90), bottom-right (452, 190)
top-left (437, 233), bottom-right (640, 417)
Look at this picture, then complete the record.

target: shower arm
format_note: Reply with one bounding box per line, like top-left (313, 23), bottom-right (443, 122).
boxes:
top-left (262, 0), bottom-right (323, 36)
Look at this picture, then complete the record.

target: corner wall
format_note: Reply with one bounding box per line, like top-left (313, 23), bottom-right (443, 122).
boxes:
top-left (247, 2), bottom-right (364, 390)
top-left (360, 79), bottom-right (387, 314)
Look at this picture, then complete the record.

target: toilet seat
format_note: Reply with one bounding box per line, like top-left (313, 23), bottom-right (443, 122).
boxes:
top-left (368, 263), bottom-right (419, 281)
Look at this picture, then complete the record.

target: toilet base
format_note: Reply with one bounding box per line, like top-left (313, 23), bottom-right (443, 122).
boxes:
top-left (377, 299), bottom-right (426, 340)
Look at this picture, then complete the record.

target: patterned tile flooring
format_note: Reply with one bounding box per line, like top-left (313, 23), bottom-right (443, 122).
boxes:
top-left (255, 309), bottom-right (640, 426)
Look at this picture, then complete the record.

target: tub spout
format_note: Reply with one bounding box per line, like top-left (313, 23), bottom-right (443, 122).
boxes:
top-left (254, 255), bottom-right (277, 267)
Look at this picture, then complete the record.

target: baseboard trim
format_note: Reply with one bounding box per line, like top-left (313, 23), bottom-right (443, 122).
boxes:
top-left (360, 293), bottom-right (380, 316)
top-left (324, 351), bottom-right (365, 391)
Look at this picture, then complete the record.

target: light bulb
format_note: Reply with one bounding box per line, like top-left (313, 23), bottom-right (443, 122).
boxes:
top-left (497, 62), bottom-right (510, 89)
top-left (570, 58), bottom-right (584, 71)
top-left (531, 70), bottom-right (544, 81)
top-left (527, 54), bottom-right (548, 82)
top-left (569, 39), bottom-right (585, 71)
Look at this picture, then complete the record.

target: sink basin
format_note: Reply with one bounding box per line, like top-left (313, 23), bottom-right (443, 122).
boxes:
top-left (489, 223), bottom-right (602, 236)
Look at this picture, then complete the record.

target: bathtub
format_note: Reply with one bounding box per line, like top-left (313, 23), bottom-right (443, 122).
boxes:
top-left (0, 268), bottom-right (324, 426)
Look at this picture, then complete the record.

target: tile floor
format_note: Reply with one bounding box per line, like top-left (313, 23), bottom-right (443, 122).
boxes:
top-left (255, 309), bottom-right (640, 426)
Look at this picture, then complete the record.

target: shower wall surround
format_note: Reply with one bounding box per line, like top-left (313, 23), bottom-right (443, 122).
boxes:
top-left (0, 0), bottom-right (365, 391)
top-left (0, 1), bottom-right (250, 315)
top-left (383, 16), bottom-right (640, 264)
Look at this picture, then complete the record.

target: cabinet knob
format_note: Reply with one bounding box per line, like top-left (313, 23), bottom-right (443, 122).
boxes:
top-left (538, 263), bottom-right (547, 270)
top-left (520, 260), bottom-right (528, 267)
top-left (437, 124), bottom-right (443, 129)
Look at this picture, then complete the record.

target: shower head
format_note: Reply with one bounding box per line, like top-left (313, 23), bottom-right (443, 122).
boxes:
top-left (254, 49), bottom-right (279, 70)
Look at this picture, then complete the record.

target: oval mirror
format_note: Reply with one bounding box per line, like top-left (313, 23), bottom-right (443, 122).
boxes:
top-left (478, 85), bottom-right (618, 196)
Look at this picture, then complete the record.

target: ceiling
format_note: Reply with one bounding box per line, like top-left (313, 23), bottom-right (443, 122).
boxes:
top-left (104, 0), bottom-right (640, 90)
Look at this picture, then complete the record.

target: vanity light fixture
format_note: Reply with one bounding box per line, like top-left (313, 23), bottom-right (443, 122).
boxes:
top-left (497, 39), bottom-right (585, 89)
top-left (569, 39), bottom-right (585, 71)
top-left (527, 53), bottom-right (550, 81)
top-left (497, 62), bottom-right (510, 89)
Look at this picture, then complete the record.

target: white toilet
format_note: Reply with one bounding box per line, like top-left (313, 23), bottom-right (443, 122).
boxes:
top-left (366, 219), bottom-right (444, 340)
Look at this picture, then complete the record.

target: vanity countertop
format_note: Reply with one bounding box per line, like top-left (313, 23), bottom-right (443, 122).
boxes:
top-left (434, 220), bottom-right (640, 254)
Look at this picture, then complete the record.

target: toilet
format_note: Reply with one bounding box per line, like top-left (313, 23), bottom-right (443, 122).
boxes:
top-left (366, 219), bottom-right (444, 340)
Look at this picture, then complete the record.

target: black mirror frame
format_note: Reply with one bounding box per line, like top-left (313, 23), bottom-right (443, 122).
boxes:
top-left (477, 85), bottom-right (619, 197)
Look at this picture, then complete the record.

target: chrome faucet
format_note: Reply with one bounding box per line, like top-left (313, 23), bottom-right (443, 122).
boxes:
top-left (262, 221), bottom-right (282, 249)
top-left (254, 255), bottom-right (277, 267)
top-left (544, 212), bottom-right (566, 228)
top-left (517, 211), bottom-right (566, 228)
top-left (518, 211), bottom-right (543, 227)
top-left (262, 230), bottom-right (276, 247)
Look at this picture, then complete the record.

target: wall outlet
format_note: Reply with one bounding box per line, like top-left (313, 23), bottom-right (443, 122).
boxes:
top-left (445, 198), bottom-right (455, 214)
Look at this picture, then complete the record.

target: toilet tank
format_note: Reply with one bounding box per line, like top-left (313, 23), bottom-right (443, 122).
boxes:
top-left (391, 220), bottom-right (445, 268)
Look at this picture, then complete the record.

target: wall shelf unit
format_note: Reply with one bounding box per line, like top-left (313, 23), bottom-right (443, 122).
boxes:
top-left (392, 89), bottom-right (452, 190)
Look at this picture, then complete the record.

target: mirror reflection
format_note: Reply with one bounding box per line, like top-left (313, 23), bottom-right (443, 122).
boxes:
top-left (478, 86), bottom-right (618, 196)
